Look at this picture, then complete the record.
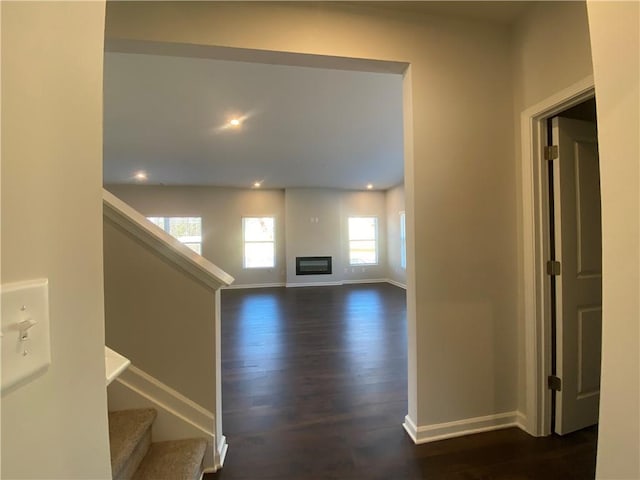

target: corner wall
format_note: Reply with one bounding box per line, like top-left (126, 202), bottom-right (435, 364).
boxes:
top-left (586, 2), bottom-right (640, 477)
top-left (1, 2), bottom-right (112, 478)
top-left (284, 188), bottom-right (387, 286)
top-left (107, 185), bottom-right (287, 287)
top-left (386, 184), bottom-right (406, 287)
top-left (105, 1), bottom-right (519, 430)
top-left (511, 0), bottom-right (594, 418)
top-left (107, 185), bottom-right (389, 287)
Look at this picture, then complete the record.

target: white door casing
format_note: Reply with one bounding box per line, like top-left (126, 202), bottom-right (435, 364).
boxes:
top-left (552, 116), bottom-right (602, 435)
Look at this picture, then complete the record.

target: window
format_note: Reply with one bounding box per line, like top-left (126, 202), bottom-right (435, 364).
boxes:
top-left (348, 216), bottom-right (378, 265)
top-left (147, 216), bottom-right (202, 254)
top-left (400, 212), bottom-right (406, 269)
top-left (243, 217), bottom-right (275, 268)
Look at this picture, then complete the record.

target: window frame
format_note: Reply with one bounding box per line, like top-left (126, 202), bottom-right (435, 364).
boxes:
top-left (242, 216), bottom-right (276, 269)
top-left (348, 216), bottom-right (379, 266)
top-left (400, 211), bottom-right (407, 270)
top-left (147, 216), bottom-right (203, 255)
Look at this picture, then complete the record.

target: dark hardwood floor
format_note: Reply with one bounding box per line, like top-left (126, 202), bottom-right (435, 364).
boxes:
top-left (207, 284), bottom-right (597, 480)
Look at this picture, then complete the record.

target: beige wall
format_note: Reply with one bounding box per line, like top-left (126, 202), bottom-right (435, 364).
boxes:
top-left (284, 188), bottom-right (387, 285)
top-left (341, 190), bottom-right (388, 283)
top-left (1, 2), bottom-right (112, 478)
top-left (386, 184), bottom-right (406, 286)
top-left (103, 219), bottom-right (217, 411)
top-left (108, 185), bottom-right (389, 286)
top-left (107, 185), bottom-right (287, 286)
top-left (586, 2), bottom-right (640, 478)
top-left (105, 0), bottom-right (518, 427)
top-left (511, 1), bottom-right (594, 415)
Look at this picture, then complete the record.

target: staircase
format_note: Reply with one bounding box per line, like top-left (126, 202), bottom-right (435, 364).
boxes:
top-left (109, 408), bottom-right (208, 480)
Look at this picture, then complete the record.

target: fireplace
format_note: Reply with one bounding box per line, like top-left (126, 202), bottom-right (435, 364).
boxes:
top-left (296, 256), bottom-right (332, 275)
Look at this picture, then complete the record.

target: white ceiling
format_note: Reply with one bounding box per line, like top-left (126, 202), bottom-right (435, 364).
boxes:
top-left (103, 52), bottom-right (404, 190)
top-left (103, 2), bottom-right (534, 191)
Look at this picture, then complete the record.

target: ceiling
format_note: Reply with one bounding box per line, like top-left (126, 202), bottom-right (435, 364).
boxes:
top-left (103, 52), bottom-right (404, 190)
top-left (103, 2), bottom-right (534, 191)
top-left (359, 1), bottom-right (534, 25)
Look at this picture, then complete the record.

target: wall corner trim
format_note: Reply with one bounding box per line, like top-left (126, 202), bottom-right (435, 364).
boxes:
top-left (404, 411), bottom-right (523, 444)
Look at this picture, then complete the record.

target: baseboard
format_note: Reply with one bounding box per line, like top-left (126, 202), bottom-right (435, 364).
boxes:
top-left (385, 278), bottom-right (407, 289)
top-left (223, 279), bottom-right (404, 289)
top-left (217, 434), bottom-right (228, 469)
top-left (108, 365), bottom-right (219, 472)
top-left (402, 415), bottom-right (419, 443)
top-left (285, 281), bottom-right (343, 287)
top-left (222, 282), bottom-right (285, 290)
top-left (341, 278), bottom-right (387, 285)
top-left (403, 411), bottom-right (522, 444)
top-left (201, 435), bottom-right (228, 476)
top-left (515, 411), bottom-right (528, 433)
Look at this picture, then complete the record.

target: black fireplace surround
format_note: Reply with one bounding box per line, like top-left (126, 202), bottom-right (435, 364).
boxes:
top-left (296, 256), bottom-right (332, 275)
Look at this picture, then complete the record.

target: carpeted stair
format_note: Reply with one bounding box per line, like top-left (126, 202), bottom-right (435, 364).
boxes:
top-left (109, 408), bottom-right (207, 480)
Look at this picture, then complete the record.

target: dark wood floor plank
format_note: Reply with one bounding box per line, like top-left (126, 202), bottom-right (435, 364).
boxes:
top-left (207, 284), bottom-right (597, 479)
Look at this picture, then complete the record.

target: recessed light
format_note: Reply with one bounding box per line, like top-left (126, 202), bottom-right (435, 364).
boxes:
top-left (366, 183), bottom-right (373, 190)
top-left (253, 181), bottom-right (262, 188)
top-left (134, 171), bottom-right (148, 181)
top-left (229, 118), bottom-right (241, 127)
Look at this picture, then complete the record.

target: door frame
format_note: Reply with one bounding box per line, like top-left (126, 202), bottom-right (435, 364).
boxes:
top-left (521, 75), bottom-right (595, 437)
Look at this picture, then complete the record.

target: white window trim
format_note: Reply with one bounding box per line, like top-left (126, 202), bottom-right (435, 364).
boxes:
top-left (400, 211), bottom-right (407, 270)
top-left (147, 216), bottom-right (202, 255)
top-left (242, 216), bottom-right (276, 269)
top-left (348, 216), bottom-right (379, 266)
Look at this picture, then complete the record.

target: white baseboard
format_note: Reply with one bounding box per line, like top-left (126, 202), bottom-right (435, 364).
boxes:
top-left (515, 411), bottom-right (528, 432)
top-left (403, 411), bottom-right (523, 444)
top-left (201, 435), bottom-right (228, 476)
top-left (221, 279), bottom-right (405, 289)
top-left (108, 365), bottom-right (224, 472)
top-left (342, 278), bottom-right (387, 285)
top-left (285, 281), bottom-right (343, 287)
top-left (385, 278), bottom-right (407, 289)
top-left (222, 282), bottom-right (285, 290)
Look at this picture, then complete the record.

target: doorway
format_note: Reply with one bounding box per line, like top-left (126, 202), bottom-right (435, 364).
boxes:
top-left (520, 75), bottom-right (600, 438)
top-left (546, 98), bottom-right (601, 435)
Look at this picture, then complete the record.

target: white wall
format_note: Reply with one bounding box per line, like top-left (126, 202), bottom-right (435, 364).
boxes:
top-left (108, 185), bottom-right (389, 287)
top-left (105, 1), bottom-right (519, 429)
top-left (103, 219), bottom-right (217, 412)
top-left (386, 184), bottom-right (406, 287)
top-left (586, 2), bottom-right (640, 478)
top-left (511, 0), bottom-right (594, 416)
top-left (107, 185), bottom-right (286, 287)
top-left (284, 188), bottom-right (387, 285)
top-left (1, 2), bottom-right (112, 478)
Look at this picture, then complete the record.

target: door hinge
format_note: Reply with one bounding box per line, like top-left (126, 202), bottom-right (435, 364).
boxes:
top-left (546, 260), bottom-right (561, 276)
top-left (544, 145), bottom-right (558, 161)
top-left (548, 375), bottom-right (562, 391)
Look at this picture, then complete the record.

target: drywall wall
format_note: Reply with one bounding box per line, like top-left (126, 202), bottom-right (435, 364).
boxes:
top-left (105, 1), bottom-right (518, 430)
top-left (341, 190), bottom-right (388, 283)
top-left (1, 2), bottom-right (112, 478)
top-left (103, 219), bottom-right (216, 413)
top-left (386, 184), bottom-right (406, 287)
top-left (511, 1), bottom-right (594, 416)
top-left (587, 2), bottom-right (640, 478)
top-left (108, 185), bottom-right (389, 287)
top-left (284, 189), bottom-right (342, 285)
top-left (107, 185), bottom-right (286, 287)
top-left (284, 188), bottom-right (387, 285)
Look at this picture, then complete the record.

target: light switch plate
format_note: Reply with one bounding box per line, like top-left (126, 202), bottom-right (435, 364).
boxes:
top-left (1, 279), bottom-right (51, 393)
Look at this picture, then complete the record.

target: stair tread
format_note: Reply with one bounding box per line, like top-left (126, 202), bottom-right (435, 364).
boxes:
top-left (109, 408), bottom-right (157, 478)
top-left (133, 438), bottom-right (208, 480)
